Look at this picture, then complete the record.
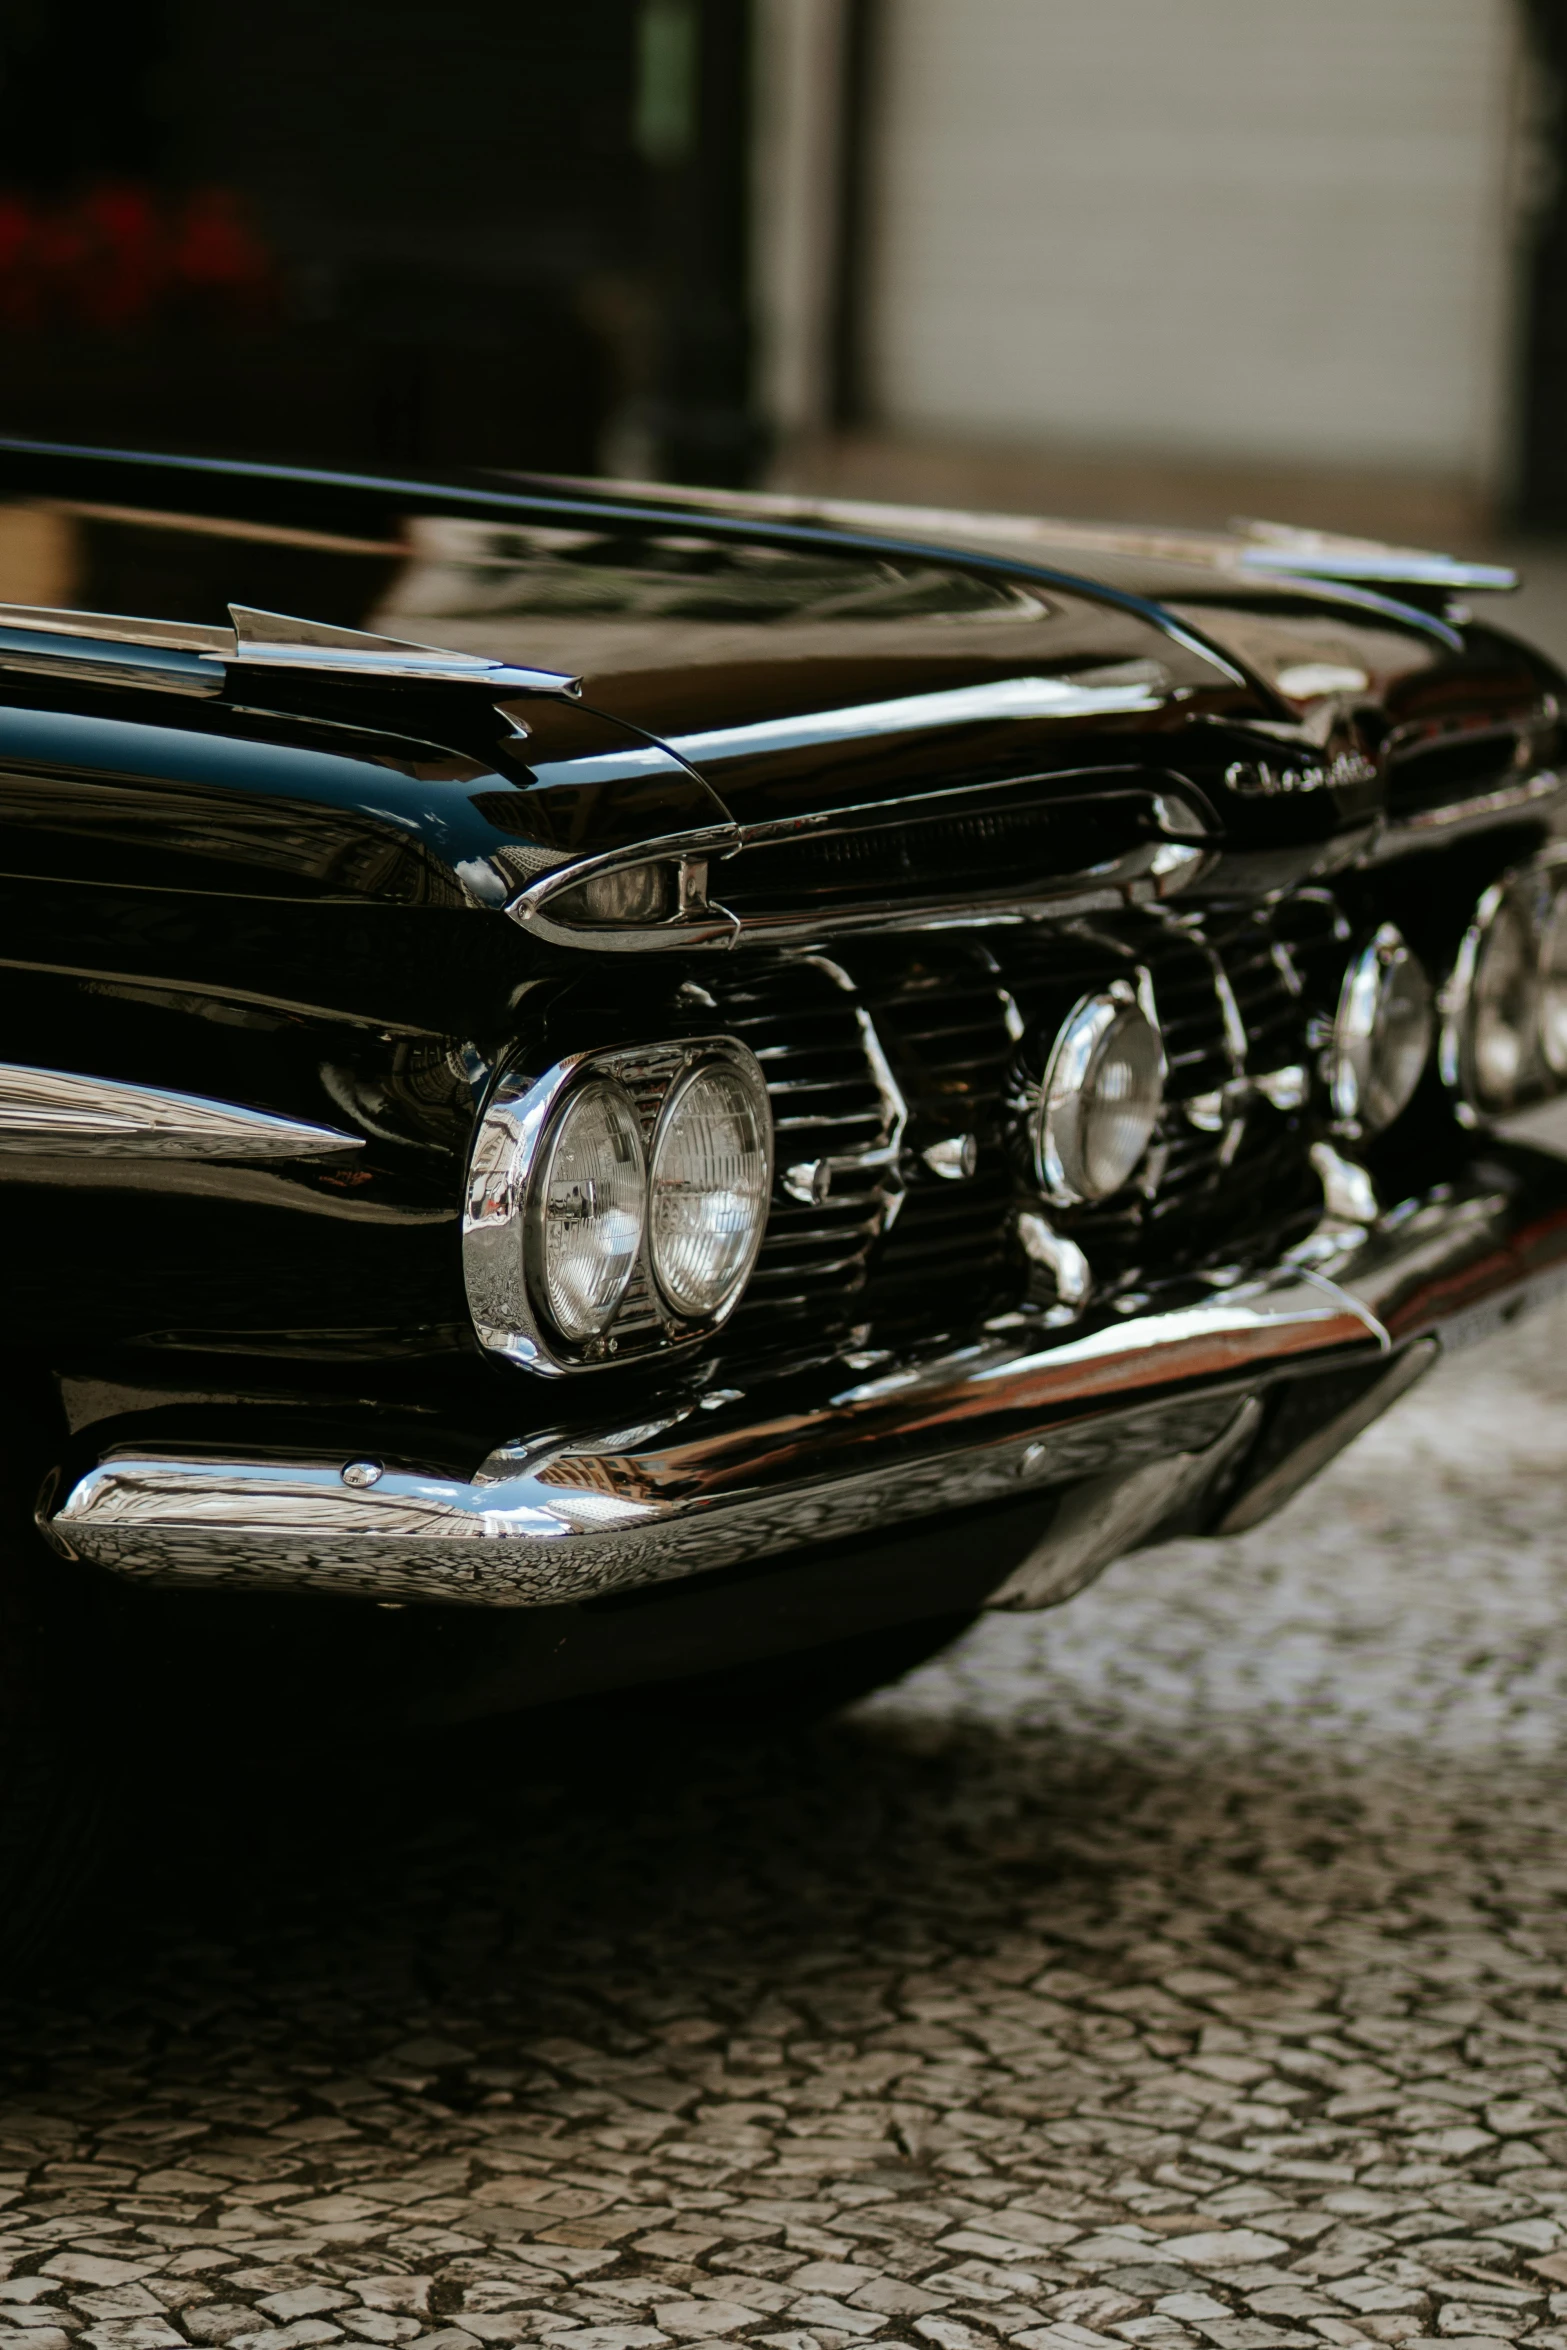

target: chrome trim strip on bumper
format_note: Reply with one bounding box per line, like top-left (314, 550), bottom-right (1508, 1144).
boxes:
top-left (44, 1143), bottom-right (1567, 1610)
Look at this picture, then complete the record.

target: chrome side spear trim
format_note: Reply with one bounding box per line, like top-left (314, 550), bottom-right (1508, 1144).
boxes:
top-left (0, 1065), bottom-right (363, 1159)
top-left (0, 600), bottom-right (581, 698)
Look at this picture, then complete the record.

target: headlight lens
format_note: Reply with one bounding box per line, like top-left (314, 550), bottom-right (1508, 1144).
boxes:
top-left (1444, 860), bottom-right (1567, 1116)
top-left (527, 1078), bottom-right (647, 1340)
top-left (1326, 923), bottom-right (1433, 1134)
top-left (1540, 888), bottom-right (1567, 1077)
top-left (1036, 993), bottom-right (1165, 1204)
top-left (649, 1057), bottom-right (772, 1317)
top-left (1468, 894), bottom-right (1538, 1109)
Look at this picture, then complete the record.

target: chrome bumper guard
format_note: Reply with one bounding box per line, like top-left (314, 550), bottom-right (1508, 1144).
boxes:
top-left (45, 1142), bottom-right (1567, 1611)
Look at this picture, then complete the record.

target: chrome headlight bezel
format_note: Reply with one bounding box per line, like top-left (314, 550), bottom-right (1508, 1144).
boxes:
top-left (1034, 985), bottom-right (1166, 1207)
top-left (1324, 921), bottom-right (1433, 1137)
top-left (1440, 852), bottom-right (1567, 1121)
top-left (463, 1035), bottom-right (773, 1375)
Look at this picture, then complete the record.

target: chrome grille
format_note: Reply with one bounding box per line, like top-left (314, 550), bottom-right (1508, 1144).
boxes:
top-left (855, 950), bottom-right (1019, 1318)
top-left (1151, 928), bottom-right (1238, 1101)
top-left (991, 916), bottom-right (1312, 1280)
top-left (710, 960), bottom-right (892, 1322)
top-left (715, 781), bottom-right (1176, 924)
top-left (712, 897), bottom-right (1334, 1345)
top-left (1209, 908), bottom-right (1307, 1072)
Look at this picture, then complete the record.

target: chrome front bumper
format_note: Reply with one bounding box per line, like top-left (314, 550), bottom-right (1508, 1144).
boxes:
top-left (44, 1142), bottom-right (1567, 1611)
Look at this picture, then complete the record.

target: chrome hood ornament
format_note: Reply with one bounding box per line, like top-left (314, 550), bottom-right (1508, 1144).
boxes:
top-left (0, 599), bottom-right (581, 699)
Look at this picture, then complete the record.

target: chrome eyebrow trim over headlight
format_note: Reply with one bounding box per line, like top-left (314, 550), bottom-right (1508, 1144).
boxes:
top-left (0, 1064), bottom-right (363, 1159)
top-left (504, 792), bottom-right (1217, 952)
top-left (505, 836), bottom-right (742, 953)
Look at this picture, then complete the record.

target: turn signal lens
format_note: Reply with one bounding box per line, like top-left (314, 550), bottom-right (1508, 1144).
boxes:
top-left (557, 861), bottom-right (677, 927)
top-left (1326, 923), bottom-right (1433, 1134)
top-left (649, 1057), bottom-right (772, 1317)
top-left (1036, 993), bottom-right (1166, 1204)
top-left (527, 1078), bottom-right (647, 1340)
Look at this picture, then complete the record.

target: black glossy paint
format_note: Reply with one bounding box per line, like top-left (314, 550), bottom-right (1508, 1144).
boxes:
top-left (0, 438), bottom-right (1558, 1524)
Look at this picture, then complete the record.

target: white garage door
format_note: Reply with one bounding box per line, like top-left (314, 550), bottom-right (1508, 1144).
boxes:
top-left (867, 0), bottom-right (1524, 482)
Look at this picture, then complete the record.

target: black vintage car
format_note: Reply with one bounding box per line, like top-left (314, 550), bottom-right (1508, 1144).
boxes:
top-left (0, 439), bottom-right (1564, 1951)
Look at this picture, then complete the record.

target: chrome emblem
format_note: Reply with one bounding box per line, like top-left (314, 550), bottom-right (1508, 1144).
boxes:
top-left (1225, 749), bottom-right (1378, 796)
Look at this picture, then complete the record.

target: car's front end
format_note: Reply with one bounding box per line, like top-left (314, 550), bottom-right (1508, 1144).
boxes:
top-left (0, 442), bottom-right (1564, 1757)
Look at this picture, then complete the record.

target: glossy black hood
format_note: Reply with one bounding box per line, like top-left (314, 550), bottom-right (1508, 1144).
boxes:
top-left (0, 439), bottom-right (1557, 864)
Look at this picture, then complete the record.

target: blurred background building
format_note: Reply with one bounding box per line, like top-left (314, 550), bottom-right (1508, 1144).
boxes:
top-left (3, 0), bottom-right (1567, 549)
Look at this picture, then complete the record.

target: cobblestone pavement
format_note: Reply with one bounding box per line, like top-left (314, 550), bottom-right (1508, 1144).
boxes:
top-left (4, 1300), bottom-right (1567, 2350)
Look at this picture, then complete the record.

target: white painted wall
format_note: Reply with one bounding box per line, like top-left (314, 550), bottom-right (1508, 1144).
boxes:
top-left (866, 0), bottom-right (1527, 483)
top-left (753, 0), bottom-right (848, 437)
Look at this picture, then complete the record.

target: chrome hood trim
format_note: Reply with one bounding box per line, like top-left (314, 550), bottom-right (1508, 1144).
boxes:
top-left (525, 476), bottom-right (1518, 597)
top-left (0, 599), bottom-right (580, 699)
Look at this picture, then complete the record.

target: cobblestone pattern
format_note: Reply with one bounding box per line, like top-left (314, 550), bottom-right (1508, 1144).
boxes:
top-left (4, 1303), bottom-right (1567, 2350)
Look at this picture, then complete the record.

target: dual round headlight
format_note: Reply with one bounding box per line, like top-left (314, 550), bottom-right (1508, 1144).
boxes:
top-left (1324, 923), bottom-right (1434, 1136)
top-left (1035, 991), bottom-right (1166, 1204)
top-left (527, 1050), bottom-right (772, 1345)
top-left (649, 1062), bottom-right (775, 1318)
top-left (1442, 857), bottom-right (1567, 1116)
top-left (529, 1079), bottom-right (647, 1341)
